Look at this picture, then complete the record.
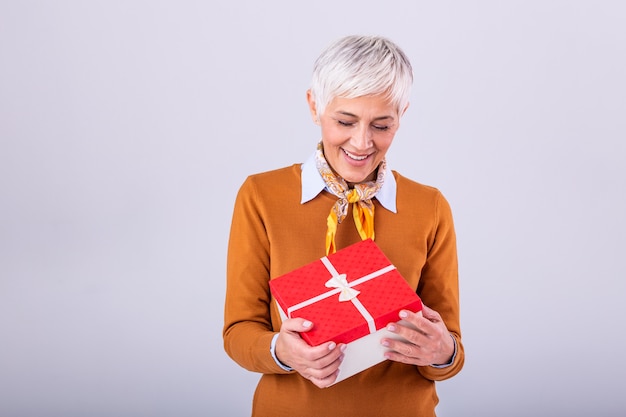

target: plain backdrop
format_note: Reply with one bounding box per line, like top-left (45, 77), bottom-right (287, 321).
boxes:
top-left (1, 1), bottom-right (625, 416)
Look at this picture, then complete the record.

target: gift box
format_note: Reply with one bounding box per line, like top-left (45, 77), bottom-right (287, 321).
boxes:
top-left (269, 238), bottom-right (422, 384)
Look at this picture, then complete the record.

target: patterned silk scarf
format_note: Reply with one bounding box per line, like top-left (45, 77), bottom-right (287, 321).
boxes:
top-left (315, 142), bottom-right (386, 255)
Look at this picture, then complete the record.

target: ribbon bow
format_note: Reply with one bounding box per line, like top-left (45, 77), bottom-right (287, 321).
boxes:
top-left (325, 273), bottom-right (360, 302)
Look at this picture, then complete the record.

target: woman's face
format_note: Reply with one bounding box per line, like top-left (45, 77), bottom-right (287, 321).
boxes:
top-left (307, 92), bottom-right (404, 184)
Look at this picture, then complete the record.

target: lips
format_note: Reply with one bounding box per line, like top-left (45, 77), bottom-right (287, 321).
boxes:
top-left (342, 148), bottom-right (370, 161)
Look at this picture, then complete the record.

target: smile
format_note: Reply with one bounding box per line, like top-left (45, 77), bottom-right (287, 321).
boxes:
top-left (342, 148), bottom-right (370, 161)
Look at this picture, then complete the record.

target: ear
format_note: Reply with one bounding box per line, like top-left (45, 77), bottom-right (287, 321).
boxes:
top-left (306, 90), bottom-right (321, 125)
top-left (400, 102), bottom-right (410, 117)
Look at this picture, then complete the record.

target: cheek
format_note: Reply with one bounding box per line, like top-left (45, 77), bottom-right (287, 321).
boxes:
top-left (375, 134), bottom-right (395, 153)
top-left (321, 126), bottom-right (346, 146)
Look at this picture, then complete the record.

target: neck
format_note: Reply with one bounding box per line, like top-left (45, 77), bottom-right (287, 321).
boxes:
top-left (346, 167), bottom-right (379, 188)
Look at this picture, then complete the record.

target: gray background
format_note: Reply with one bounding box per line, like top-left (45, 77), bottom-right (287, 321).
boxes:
top-left (1, 1), bottom-right (625, 416)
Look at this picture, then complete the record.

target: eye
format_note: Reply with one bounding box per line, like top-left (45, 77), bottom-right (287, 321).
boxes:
top-left (373, 125), bottom-right (390, 131)
top-left (337, 120), bottom-right (354, 127)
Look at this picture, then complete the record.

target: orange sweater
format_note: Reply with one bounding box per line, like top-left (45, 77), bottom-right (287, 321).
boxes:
top-left (224, 164), bottom-right (464, 417)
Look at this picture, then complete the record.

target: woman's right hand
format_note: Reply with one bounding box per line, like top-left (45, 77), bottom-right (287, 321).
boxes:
top-left (275, 318), bottom-right (346, 388)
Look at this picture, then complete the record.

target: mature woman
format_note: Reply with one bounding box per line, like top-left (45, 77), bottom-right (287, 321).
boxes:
top-left (223, 35), bottom-right (464, 416)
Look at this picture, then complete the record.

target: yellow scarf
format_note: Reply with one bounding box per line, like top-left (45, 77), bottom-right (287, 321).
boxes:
top-left (315, 142), bottom-right (386, 255)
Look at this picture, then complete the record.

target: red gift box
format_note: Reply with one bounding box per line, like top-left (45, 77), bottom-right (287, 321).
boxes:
top-left (270, 239), bottom-right (422, 383)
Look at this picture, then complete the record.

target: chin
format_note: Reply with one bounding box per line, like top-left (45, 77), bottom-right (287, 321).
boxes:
top-left (341, 171), bottom-right (371, 184)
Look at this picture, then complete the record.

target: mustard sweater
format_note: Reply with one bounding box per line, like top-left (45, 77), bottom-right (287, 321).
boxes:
top-left (224, 164), bottom-right (464, 417)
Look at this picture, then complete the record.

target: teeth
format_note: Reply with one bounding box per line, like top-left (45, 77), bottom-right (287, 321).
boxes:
top-left (343, 149), bottom-right (368, 161)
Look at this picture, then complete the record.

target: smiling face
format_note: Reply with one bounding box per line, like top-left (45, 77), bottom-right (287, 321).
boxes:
top-left (307, 91), bottom-right (405, 184)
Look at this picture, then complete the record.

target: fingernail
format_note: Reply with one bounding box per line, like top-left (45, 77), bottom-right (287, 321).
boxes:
top-left (328, 342), bottom-right (336, 350)
top-left (302, 320), bottom-right (312, 328)
top-left (381, 339), bottom-right (390, 347)
top-left (387, 323), bottom-right (396, 332)
top-left (399, 310), bottom-right (408, 319)
top-left (340, 344), bottom-right (347, 352)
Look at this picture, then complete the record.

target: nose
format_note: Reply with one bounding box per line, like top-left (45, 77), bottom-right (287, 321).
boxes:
top-left (351, 123), bottom-right (373, 150)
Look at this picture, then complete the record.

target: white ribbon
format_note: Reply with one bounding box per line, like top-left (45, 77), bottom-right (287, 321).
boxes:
top-left (286, 256), bottom-right (396, 335)
top-left (325, 273), bottom-right (360, 301)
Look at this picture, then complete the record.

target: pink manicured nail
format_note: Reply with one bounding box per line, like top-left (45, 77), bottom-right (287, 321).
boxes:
top-left (387, 323), bottom-right (396, 332)
top-left (328, 342), bottom-right (336, 350)
top-left (399, 310), bottom-right (408, 319)
top-left (303, 320), bottom-right (312, 328)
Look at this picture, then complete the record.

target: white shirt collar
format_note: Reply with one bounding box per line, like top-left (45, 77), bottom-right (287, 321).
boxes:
top-left (300, 150), bottom-right (397, 213)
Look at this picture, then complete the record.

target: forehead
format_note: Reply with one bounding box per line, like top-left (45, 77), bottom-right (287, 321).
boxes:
top-left (327, 94), bottom-right (396, 115)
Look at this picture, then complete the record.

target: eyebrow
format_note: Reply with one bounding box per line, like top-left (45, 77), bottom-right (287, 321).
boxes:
top-left (335, 111), bottom-right (395, 121)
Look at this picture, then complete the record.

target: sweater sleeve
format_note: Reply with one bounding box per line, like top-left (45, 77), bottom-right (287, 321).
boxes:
top-left (222, 176), bottom-right (293, 375)
top-left (416, 191), bottom-right (465, 381)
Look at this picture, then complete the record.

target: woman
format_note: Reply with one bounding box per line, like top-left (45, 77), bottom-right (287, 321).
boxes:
top-left (223, 35), bottom-right (464, 417)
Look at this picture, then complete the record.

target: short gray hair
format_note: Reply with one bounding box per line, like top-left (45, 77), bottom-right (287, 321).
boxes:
top-left (309, 35), bottom-right (413, 115)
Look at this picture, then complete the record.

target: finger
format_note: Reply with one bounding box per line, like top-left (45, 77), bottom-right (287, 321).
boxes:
top-left (382, 335), bottom-right (421, 362)
top-left (420, 304), bottom-right (442, 322)
top-left (281, 317), bottom-right (314, 333)
top-left (382, 335), bottom-right (438, 367)
top-left (399, 309), bottom-right (423, 323)
top-left (299, 348), bottom-right (343, 387)
top-left (384, 318), bottom-right (429, 347)
top-left (397, 310), bottom-right (431, 336)
top-left (383, 347), bottom-right (429, 366)
top-left (305, 342), bottom-right (345, 366)
top-left (307, 351), bottom-right (343, 376)
top-left (289, 340), bottom-right (344, 371)
top-left (308, 368), bottom-right (340, 388)
top-left (384, 336), bottom-right (418, 355)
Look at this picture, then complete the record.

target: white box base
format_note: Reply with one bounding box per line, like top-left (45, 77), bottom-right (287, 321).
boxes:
top-left (331, 318), bottom-right (414, 385)
top-left (277, 305), bottom-right (417, 386)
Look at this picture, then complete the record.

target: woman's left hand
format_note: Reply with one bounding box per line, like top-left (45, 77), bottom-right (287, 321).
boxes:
top-left (381, 304), bottom-right (455, 367)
